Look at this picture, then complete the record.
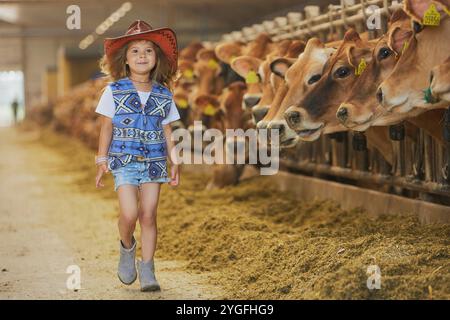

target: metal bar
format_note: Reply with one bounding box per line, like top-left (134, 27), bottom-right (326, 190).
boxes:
top-left (280, 159), bottom-right (450, 197)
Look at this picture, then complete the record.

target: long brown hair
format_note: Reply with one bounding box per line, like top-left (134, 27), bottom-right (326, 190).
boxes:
top-left (99, 40), bottom-right (176, 90)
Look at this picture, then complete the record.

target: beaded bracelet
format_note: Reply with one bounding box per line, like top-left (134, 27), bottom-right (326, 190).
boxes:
top-left (95, 155), bottom-right (108, 165)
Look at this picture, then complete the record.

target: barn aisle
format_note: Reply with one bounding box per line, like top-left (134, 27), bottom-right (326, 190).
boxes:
top-left (1, 124), bottom-right (448, 299)
top-left (0, 125), bottom-right (221, 299)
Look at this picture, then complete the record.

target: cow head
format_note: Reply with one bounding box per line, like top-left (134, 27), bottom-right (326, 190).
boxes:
top-left (221, 81), bottom-right (248, 130)
top-left (243, 33), bottom-right (273, 58)
top-left (177, 59), bottom-right (196, 84)
top-left (377, 0), bottom-right (450, 113)
top-left (179, 41), bottom-right (204, 61)
top-left (190, 48), bottom-right (224, 110)
top-left (188, 94), bottom-right (224, 136)
top-left (338, 9), bottom-right (413, 130)
top-left (230, 55), bottom-right (264, 110)
top-left (259, 38), bottom-right (336, 146)
top-left (430, 55), bottom-right (450, 102)
top-left (284, 30), bottom-right (373, 141)
top-left (173, 81), bottom-right (194, 128)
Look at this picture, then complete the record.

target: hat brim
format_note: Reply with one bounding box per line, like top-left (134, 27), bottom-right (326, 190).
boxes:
top-left (104, 27), bottom-right (178, 73)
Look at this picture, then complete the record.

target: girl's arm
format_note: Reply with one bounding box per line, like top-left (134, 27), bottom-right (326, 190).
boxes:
top-left (95, 115), bottom-right (113, 188)
top-left (97, 115), bottom-right (113, 157)
top-left (163, 124), bottom-right (177, 165)
top-left (163, 124), bottom-right (180, 186)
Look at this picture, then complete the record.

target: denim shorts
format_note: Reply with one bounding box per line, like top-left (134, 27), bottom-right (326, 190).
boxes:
top-left (111, 160), bottom-right (170, 192)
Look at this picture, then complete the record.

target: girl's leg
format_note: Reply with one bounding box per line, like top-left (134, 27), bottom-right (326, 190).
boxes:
top-left (138, 183), bottom-right (161, 262)
top-left (117, 184), bottom-right (140, 249)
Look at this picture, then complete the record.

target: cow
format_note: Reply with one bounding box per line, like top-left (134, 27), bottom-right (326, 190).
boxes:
top-left (430, 55), bottom-right (450, 102)
top-left (172, 59), bottom-right (197, 129)
top-left (232, 40), bottom-right (305, 124)
top-left (283, 29), bottom-right (376, 142)
top-left (179, 41), bottom-right (204, 61)
top-left (337, 9), bottom-right (446, 146)
top-left (337, 9), bottom-right (415, 131)
top-left (206, 81), bottom-right (249, 189)
top-left (376, 0), bottom-right (450, 114)
top-left (254, 38), bottom-right (334, 134)
top-left (222, 39), bottom-right (303, 111)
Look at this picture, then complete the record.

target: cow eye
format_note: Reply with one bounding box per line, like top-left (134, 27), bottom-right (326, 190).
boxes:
top-left (334, 67), bottom-right (350, 78)
top-left (413, 21), bottom-right (423, 33)
top-left (378, 47), bottom-right (391, 60)
top-left (307, 74), bottom-right (321, 85)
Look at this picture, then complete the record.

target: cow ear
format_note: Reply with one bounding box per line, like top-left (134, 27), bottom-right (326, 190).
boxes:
top-left (286, 40), bottom-right (306, 58)
top-left (388, 27), bottom-right (413, 55)
top-left (347, 47), bottom-right (373, 68)
top-left (343, 28), bottom-right (361, 43)
top-left (389, 8), bottom-right (410, 24)
top-left (347, 47), bottom-right (372, 72)
top-left (270, 39), bottom-right (292, 57)
top-left (270, 58), bottom-right (295, 78)
top-left (215, 42), bottom-right (243, 64)
top-left (230, 56), bottom-right (261, 78)
top-left (196, 48), bottom-right (217, 61)
top-left (404, 0), bottom-right (446, 23)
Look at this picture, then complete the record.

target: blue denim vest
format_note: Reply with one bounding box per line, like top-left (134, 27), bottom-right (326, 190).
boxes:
top-left (107, 77), bottom-right (172, 179)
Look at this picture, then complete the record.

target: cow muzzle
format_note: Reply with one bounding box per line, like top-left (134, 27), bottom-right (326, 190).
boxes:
top-left (252, 105), bottom-right (269, 125)
top-left (243, 94), bottom-right (262, 109)
top-left (267, 120), bottom-right (298, 148)
top-left (284, 106), bottom-right (324, 141)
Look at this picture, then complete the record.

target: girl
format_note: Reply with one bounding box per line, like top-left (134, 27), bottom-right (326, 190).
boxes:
top-left (94, 20), bottom-right (180, 292)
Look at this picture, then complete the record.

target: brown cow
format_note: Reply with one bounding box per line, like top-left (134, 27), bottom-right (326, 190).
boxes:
top-left (284, 29), bottom-right (376, 142)
top-left (179, 41), bottom-right (204, 61)
top-left (231, 40), bottom-right (306, 120)
top-left (337, 9), bottom-right (415, 131)
top-left (188, 48), bottom-right (225, 135)
top-left (255, 38), bottom-right (334, 129)
top-left (377, 0), bottom-right (450, 113)
top-left (257, 37), bottom-right (337, 148)
top-left (430, 55), bottom-right (450, 102)
top-left (337, 9), bottom-right (446, 145)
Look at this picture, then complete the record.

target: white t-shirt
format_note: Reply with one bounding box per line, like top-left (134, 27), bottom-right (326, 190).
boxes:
top-left (95, 85), bottom-right (181, 125)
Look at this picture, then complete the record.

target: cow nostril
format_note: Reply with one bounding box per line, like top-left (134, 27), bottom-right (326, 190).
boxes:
top-left (376, 88), bottom-right (383, 104)
top-left (337, 107), bottom-right (348, 121)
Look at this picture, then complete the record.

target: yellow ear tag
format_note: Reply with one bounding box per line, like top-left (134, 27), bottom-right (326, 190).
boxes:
top-left (401, 40), bottom-right (409, 55)
top-left (245, 70), bottom-right (259, 84)
top-left (203, 104), bottom-right (217, 116)
top-left (423, 3), bottom-right (440, 26)
top-left (183, 69), bottom-right (194, 79)
top-left (207, 59), bottom-right (219, 70)
top-left (177, 99), bottom-right (189, 109)
top-left (355, 58), bottom-right (367, 76)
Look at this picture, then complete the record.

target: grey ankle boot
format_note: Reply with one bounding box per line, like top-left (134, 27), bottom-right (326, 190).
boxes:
top-left (137, 259), bottom-right (160, 292)
top-left (117, 237), bottom-right (137, 285)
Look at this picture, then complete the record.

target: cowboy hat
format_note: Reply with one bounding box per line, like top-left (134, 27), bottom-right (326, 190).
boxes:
top-left (104, 20), bottom-right (178, 73)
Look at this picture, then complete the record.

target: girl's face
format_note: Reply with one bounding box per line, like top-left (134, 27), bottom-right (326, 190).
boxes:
top-left (126, 40), bottom-right (157, 76)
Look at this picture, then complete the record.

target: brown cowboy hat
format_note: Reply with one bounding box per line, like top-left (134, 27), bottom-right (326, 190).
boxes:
top-left (104, 20), bottom-right (178, 73)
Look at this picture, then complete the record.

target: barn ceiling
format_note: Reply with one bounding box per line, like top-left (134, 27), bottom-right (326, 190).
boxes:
top-left (0, 0), bottom-right (338, 54)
